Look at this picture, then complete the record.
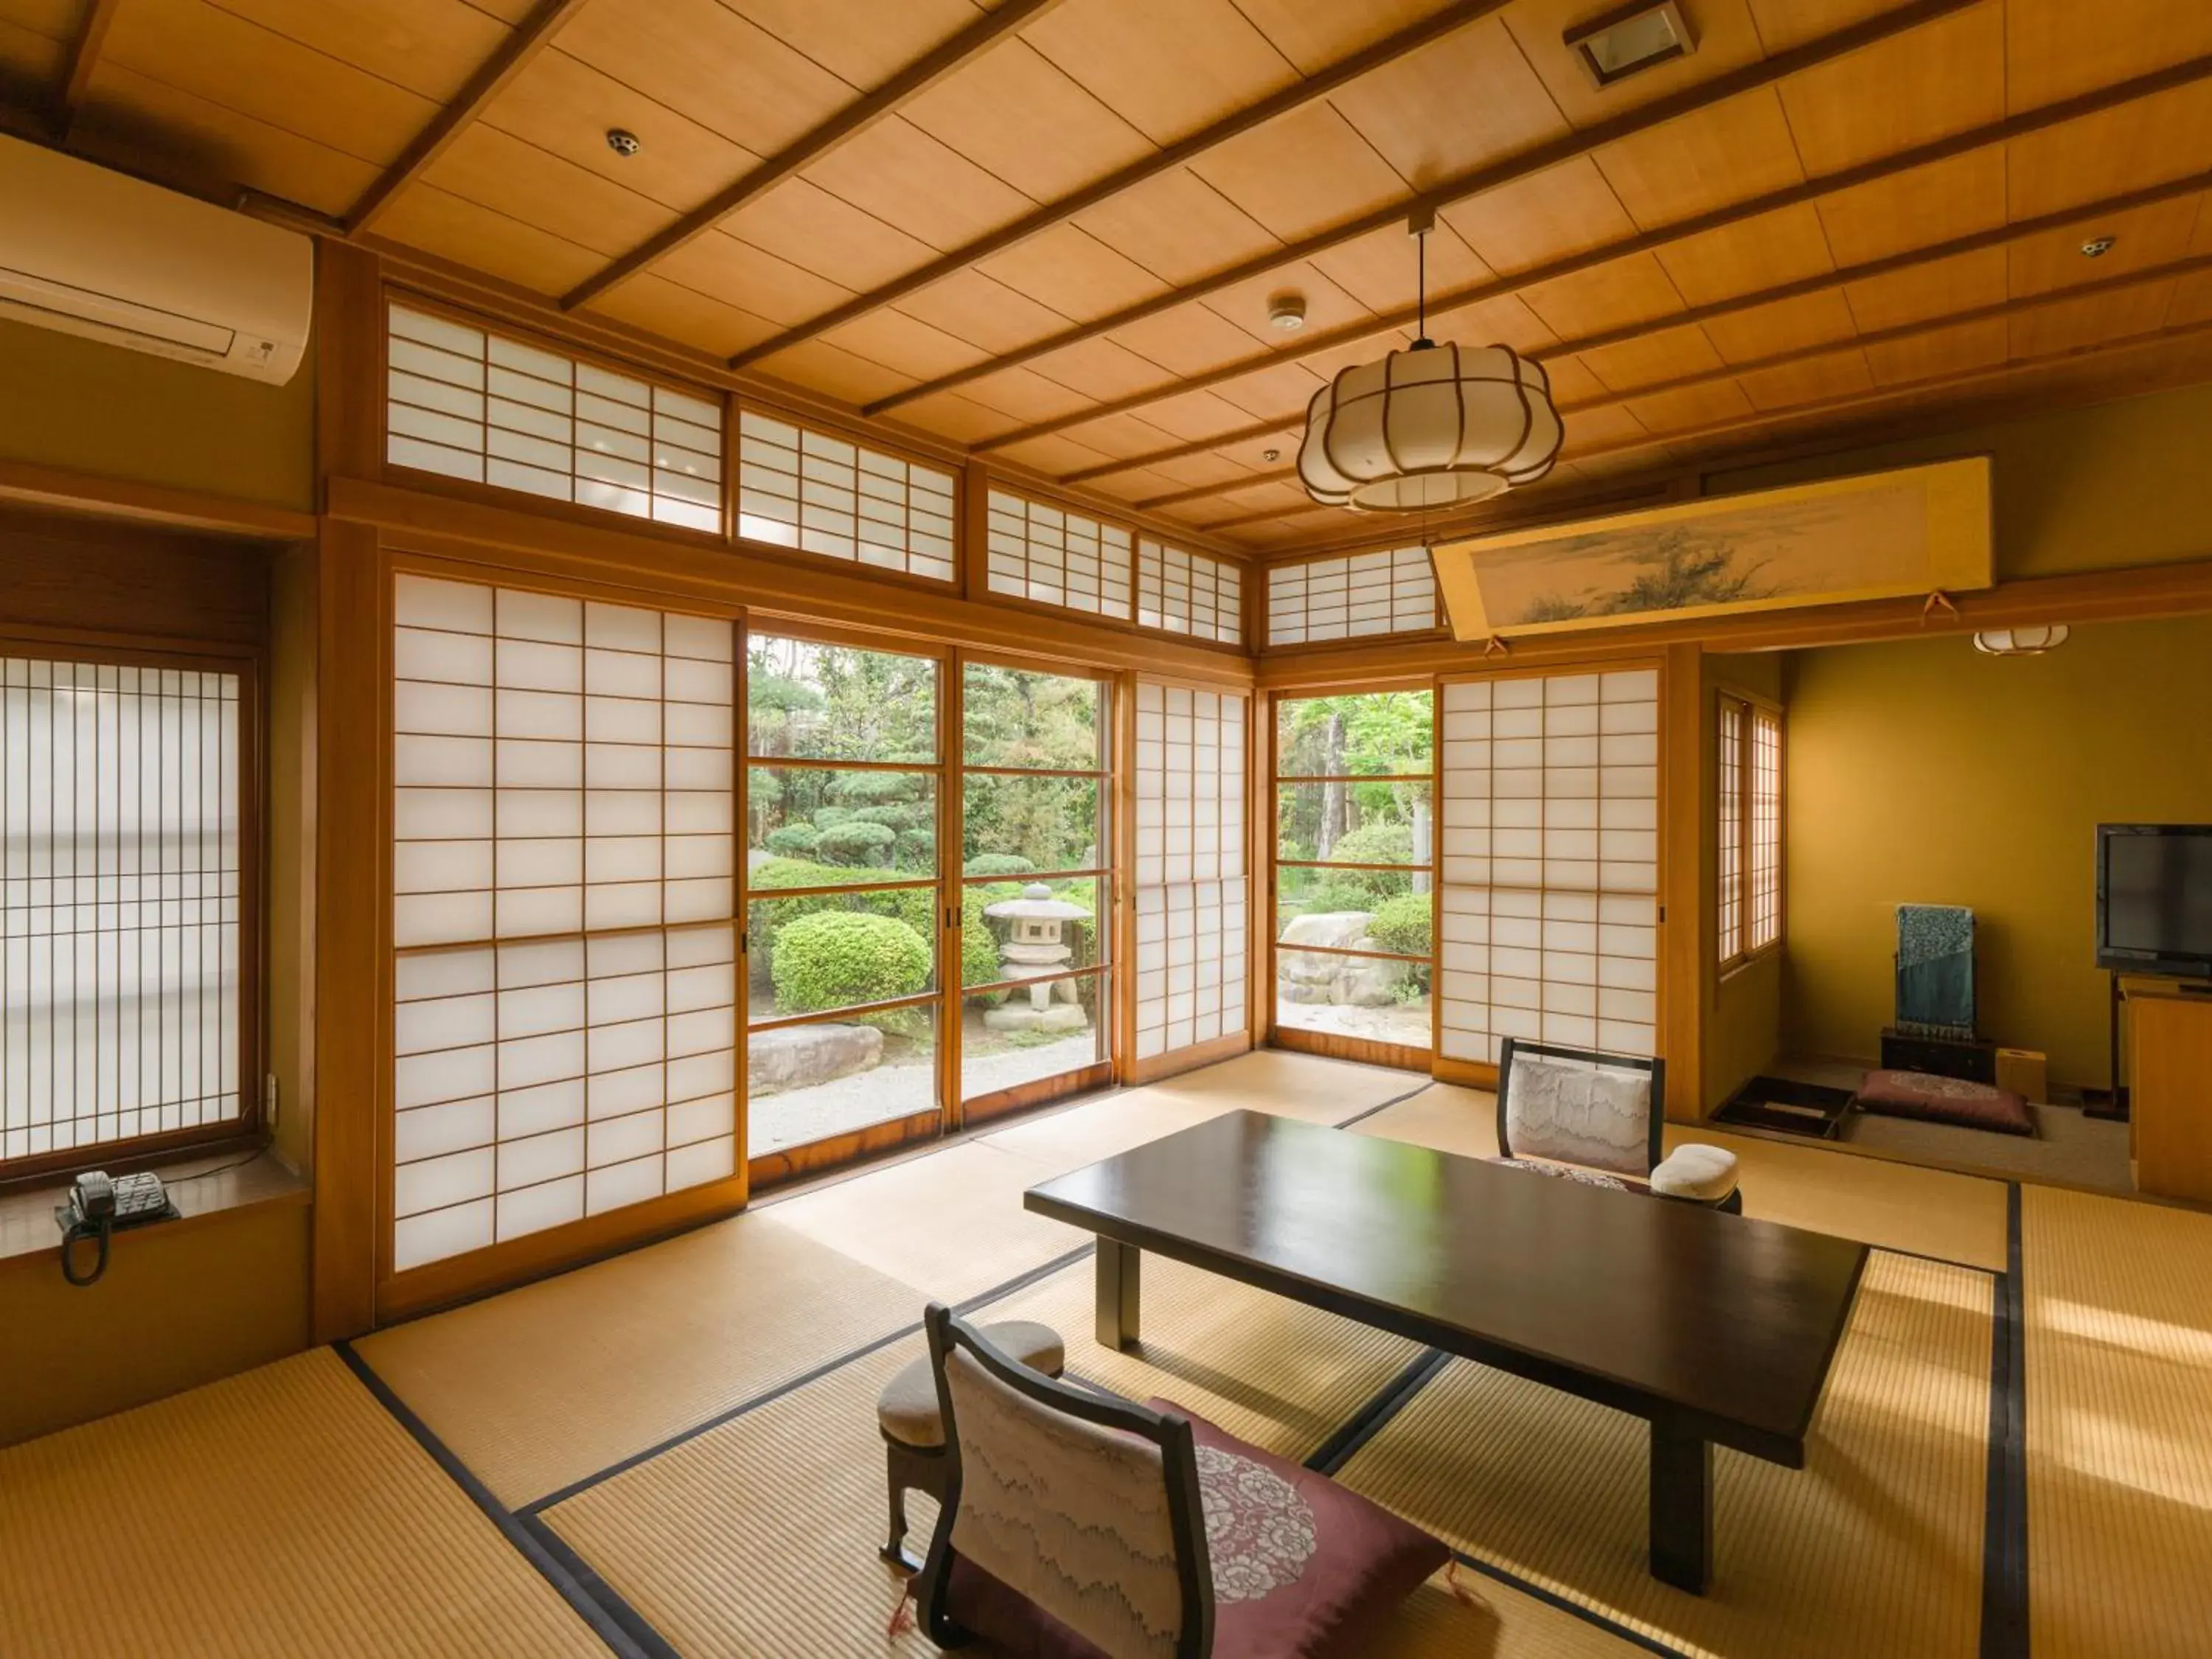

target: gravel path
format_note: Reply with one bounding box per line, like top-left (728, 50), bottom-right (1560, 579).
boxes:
top-left (749, 1027), bottom-right (1101, 1153)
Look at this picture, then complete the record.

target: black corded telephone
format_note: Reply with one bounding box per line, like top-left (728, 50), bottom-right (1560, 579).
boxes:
top-left (55, 1170), bottom-right (177, 1287)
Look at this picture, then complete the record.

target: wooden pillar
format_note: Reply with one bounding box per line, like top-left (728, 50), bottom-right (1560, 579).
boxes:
top-left (1660, 641), bottom-right (1705, 1121)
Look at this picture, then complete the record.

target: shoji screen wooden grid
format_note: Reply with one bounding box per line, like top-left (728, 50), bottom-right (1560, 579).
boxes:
top-left (1436, 668), bottom-right (1660, 1065)
top-left (1132, 683), bottom-right (1247, 1064)
top-left (1750, 706), bottom-right (1782, 953)
top-left (1266, 549), bottom-right (1437, 646)
top-left (1717, 698), bottom-right (1745, 963)
top-left (2, 658), bottom-right (242, 1166)
top-left (386, 305), bottom-right (722, 532)
top-left (389, 574), bottom-right (738, 1273)
top-left (1137, 540), bottom-right (1242, 645)
top-left (733, 411), bottom-right (956, 582)
top-left (986, 491), bottom-right (1133, 620)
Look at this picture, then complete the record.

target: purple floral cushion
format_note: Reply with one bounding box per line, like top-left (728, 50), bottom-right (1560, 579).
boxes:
top-left (1856, 1069), bottom-right (2034, 1135)
top-left (942, 1400), bottom-right (1449, 1658)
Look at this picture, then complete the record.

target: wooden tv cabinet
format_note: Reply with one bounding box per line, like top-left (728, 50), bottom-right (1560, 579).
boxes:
top-left (2123, 978), bottom-right (2212, 1203)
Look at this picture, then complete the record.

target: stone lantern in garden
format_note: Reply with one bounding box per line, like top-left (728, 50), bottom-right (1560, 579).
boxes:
top-left (981, 883), bottom-right (1091, 1032)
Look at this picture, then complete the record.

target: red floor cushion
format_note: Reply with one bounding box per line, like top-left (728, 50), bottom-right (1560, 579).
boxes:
top-left (1855, 1069), bottom-right (2035, 1135)
top-left (942, 1399), bottom-right (1449, 1658)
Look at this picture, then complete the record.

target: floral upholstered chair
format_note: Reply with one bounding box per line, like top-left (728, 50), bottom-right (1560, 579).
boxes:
top-left (908, 1306), bottom-right (1451, 1658)
top-left (1493, 1037), bottom-right (1742, 1211)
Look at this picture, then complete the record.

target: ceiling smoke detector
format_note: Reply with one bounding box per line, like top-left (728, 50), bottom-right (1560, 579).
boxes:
top-left (1565, 1), bottom-right (1696, 88)
top-left (1262, 448), bottom-right (1281, 463)
top-left (2079, 235), bottom-right (2115, 258)
top-left (606, 128), bottom-right (642, 159)
top-left (1268, 293), bottom-right (1307, 333)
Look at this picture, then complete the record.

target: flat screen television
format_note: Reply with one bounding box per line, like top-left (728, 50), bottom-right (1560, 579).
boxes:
top-left (2096, 824), bottom-right (2212, 976)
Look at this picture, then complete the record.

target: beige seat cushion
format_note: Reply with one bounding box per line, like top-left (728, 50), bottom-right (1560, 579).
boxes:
top-left (877, 1321), bottom-right (1065, 1449)
top-left (1650, 1143), bottom-right (1740, 1202)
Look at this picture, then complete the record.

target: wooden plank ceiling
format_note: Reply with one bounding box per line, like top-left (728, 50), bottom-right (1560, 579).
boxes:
top-left (6, 0), bottom-right (2212, 556)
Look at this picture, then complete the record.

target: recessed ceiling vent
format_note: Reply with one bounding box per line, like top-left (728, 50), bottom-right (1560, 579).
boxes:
top-left (1564, 1), bottom-right (1697, 88)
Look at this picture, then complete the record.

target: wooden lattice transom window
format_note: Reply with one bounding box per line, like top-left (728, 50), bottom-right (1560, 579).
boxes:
top-left (1717, 692), bottom-right (1783, 970)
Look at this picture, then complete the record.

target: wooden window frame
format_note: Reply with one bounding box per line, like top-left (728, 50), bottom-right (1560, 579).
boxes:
top-left (1265, 679), bottom-right (1438, 1074)
top-left (0, 637), bottom-right (263, 1188)
top-left (1716, 687), bottom-right (1784, 976)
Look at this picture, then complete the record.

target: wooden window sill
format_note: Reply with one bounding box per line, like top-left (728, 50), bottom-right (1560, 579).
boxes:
top-left (0, 1148), bottom-right (309, 1269)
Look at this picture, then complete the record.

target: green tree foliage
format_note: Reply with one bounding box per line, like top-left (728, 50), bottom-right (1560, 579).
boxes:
top-left (963, 852), bottom-right (1035, 878)
top-left (1330, 821), bottom-right (1414, 869)
top-left (748, 859), bottom-right (937, 965)
top-left (764, 824), bottom-right (820, 858)
top-left (771, 912), bottom-right (931, 1032)
top-left (1275, 692), bottom-right (1433, 863)
top-left (815, 820), bottom-right (897, 866)
top-left (1367, 893), bottom-right (1433, 956)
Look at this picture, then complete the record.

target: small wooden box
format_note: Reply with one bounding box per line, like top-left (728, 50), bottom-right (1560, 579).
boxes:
top-left (1995, 1048), bottom-right (2047, 1102)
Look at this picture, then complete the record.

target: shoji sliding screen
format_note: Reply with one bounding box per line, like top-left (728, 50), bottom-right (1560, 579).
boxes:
top-left (389, 575), bottom-right (740, 1277)
top-left (1131, 682), bottom-right (1248, 1077)
top-left (1436, 667), bottom-right (1660, 1068)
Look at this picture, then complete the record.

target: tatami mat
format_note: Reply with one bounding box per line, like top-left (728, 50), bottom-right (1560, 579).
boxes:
top-left (767, 1138), bottom-right (1083, 1304)
top-left (2023, 1184), bottom-right (2212, 1658)
top-left (355, 1210), bottom-right (923, 1506)
top-left (0, 1350), bottom-right (604, 1659)
top-left (1352, 1085), bottom-right (2009, 1272)
top-left (545, 1252), bottom-right (1430, 1658)
top-left (1333, 1251), bottom-right (1994, 1659)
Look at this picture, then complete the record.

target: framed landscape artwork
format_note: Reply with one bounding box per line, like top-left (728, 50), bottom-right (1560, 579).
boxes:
top-left (1430, 456), bottom-right (1994, 643)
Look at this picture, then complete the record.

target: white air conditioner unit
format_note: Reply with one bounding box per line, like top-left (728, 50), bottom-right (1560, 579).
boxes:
top-left (0, 135), bottom-right (310, 386)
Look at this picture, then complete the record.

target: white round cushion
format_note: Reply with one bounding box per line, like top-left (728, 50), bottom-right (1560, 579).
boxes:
top-left (1651, 1144), bottom-right (1740, 1202)
top-left (877, 1320), bottom-right (1065, 1448)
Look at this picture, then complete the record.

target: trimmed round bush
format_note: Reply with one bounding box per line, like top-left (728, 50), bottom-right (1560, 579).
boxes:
top-left (1368, 891), bottom-right (1432, 956)
top-left (964, 852), bottom-right (1036, 878)
top-left (812, 804), bottom-right (855, 830)
top-left (764, 824), bottom-right (820, 858)
top-left (851, 802), bottom-right (919, 832)
top-left (771, 911), bottom-right (930, 1018)
top-left (815, 819), bottom-right (897, 866)
top-left (831, 771), bottom-right (916, 807)
top-left (1330, 821), bottom-right (1415, 869)
top-left (962, 910), bottom-right (1003, 992)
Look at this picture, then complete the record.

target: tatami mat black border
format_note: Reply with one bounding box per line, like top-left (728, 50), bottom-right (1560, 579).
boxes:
top-left (1980, 1180), bottom-right (2029, 1658)
top-left (332, 1340), bottom-right (672, 1659)
top-left (1335, 1079), bottom-right (1436, 1128)
top-left (1451, 1551), bottom-right (1694, 1658)
top-left (1307, 1346), bottom-right (1450, 1475)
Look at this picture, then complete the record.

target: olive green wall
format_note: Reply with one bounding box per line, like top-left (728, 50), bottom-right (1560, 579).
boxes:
top-left (1712, 378), bottom-right (2212, 581)
top-left (1779, 616), bottom-right (2212, 1088)
top-left (0, 313), bottom-right (314, 511)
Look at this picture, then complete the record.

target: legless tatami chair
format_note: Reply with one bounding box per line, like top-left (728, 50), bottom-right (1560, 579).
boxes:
top-left (1494, 1037), bottom-right (1742, 1211)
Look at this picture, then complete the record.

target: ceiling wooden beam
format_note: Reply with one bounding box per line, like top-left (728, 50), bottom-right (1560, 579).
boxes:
top-left (346, 0), bottom-right (596, 234)
top-left (849, 0), bottom-right (1985, 417)
top-left (977, 54), bottom-right (2212, 456)
top-left (1192, 313), bottom-right (2212, 535)
top-left (1119, 168), bottom-right (2212, 512)
top-left (563, 0), bottom-right (1074, 313)
top-left (57, 0), bottom-right (122, 127)
top-left (723, 0), bottom-right (1520, 369)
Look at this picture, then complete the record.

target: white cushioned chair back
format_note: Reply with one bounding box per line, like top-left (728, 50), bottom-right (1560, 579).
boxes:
top-left (943, 1344), bottom-right (1188, 1658)
top-left (1504, 1051), bottom-right (1654, 1177)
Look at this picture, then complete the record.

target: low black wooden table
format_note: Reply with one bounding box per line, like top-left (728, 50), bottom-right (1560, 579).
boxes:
top-left (1023, 1110), bottom-right (1867, 1593)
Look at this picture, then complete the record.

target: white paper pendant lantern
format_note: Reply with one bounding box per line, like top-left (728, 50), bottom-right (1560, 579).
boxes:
top-left (1972, 625), bottom-right (2069, 655)
top-left (1298, 340), bottom-right (1562, 510)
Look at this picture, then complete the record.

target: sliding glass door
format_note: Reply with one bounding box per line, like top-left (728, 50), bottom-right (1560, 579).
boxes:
top-left (957, 661), bottom-right (1113, 1120)
top-left (743, 631), bottom-right (945, 1177)
top-left (1270, 687), bottom-right (1436, 1068)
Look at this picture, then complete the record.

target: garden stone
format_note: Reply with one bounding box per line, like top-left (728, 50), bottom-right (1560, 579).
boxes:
top-left (981, 1002), bottom-right (1091, 1034)
top-left (1279, 910), bottom-right (1373, 989)
top-left (1334, 944), bottom-right (1410, 1007)
top-left (748, 1023), bottom-right (881, 1094)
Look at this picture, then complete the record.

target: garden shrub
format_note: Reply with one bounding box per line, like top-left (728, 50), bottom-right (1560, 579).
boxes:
top-left (1368, 891), bottom-right (1433, 956)
top-left (962, 909), bottom-right (1004, 994)
top-left (764, 824), bottom-right (820, 858)
top-left (1296, 875), bottom-right (1386, 916)
top-left (811, 804), bottom-right (854, 830)
top-left (1329, 821), bottom-right (1416, 874)
top-left (830, 771), bottom-right (916, 807)
top-left (815, 819), bottom-right (897, 866)
top-left (963, 852), bottom-right (1035, 878)
top-left (896, 828), bottom-right (936, 866)
top-left (747, 859), bottom-right (936, 964)
top-left (771, 911), bottom-right (931, 1022)
top-left (851, 803), bottom-right (917, 832)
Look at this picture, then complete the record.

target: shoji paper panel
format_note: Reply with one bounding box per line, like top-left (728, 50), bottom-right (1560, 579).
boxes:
top-left (386, 306), bottom-right (721, 532)
top-left (391, 924), bottom-right (738, 1270)
top-left (391, 575), bottom-right (738, 1271)
top-left (2, 659), bottom-right (241, 1163)
top-left (1266, 548), bottom-right (1436, 645)
top-left (733, 411), bottom-right (955, 580)
top-left (1436, 669), bottom-right (1660, 1064)
top-left (986, 491), bottom-right (1133, 619)
top-left (1718, 697), bottom-right (1744, 961)
top-left (1133, 684), bottom-right (1247, 1061)
top-left (1137, 540), bottom-right (1242, 644)
top-left (1750, 707), bottom-right (1781, 952)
